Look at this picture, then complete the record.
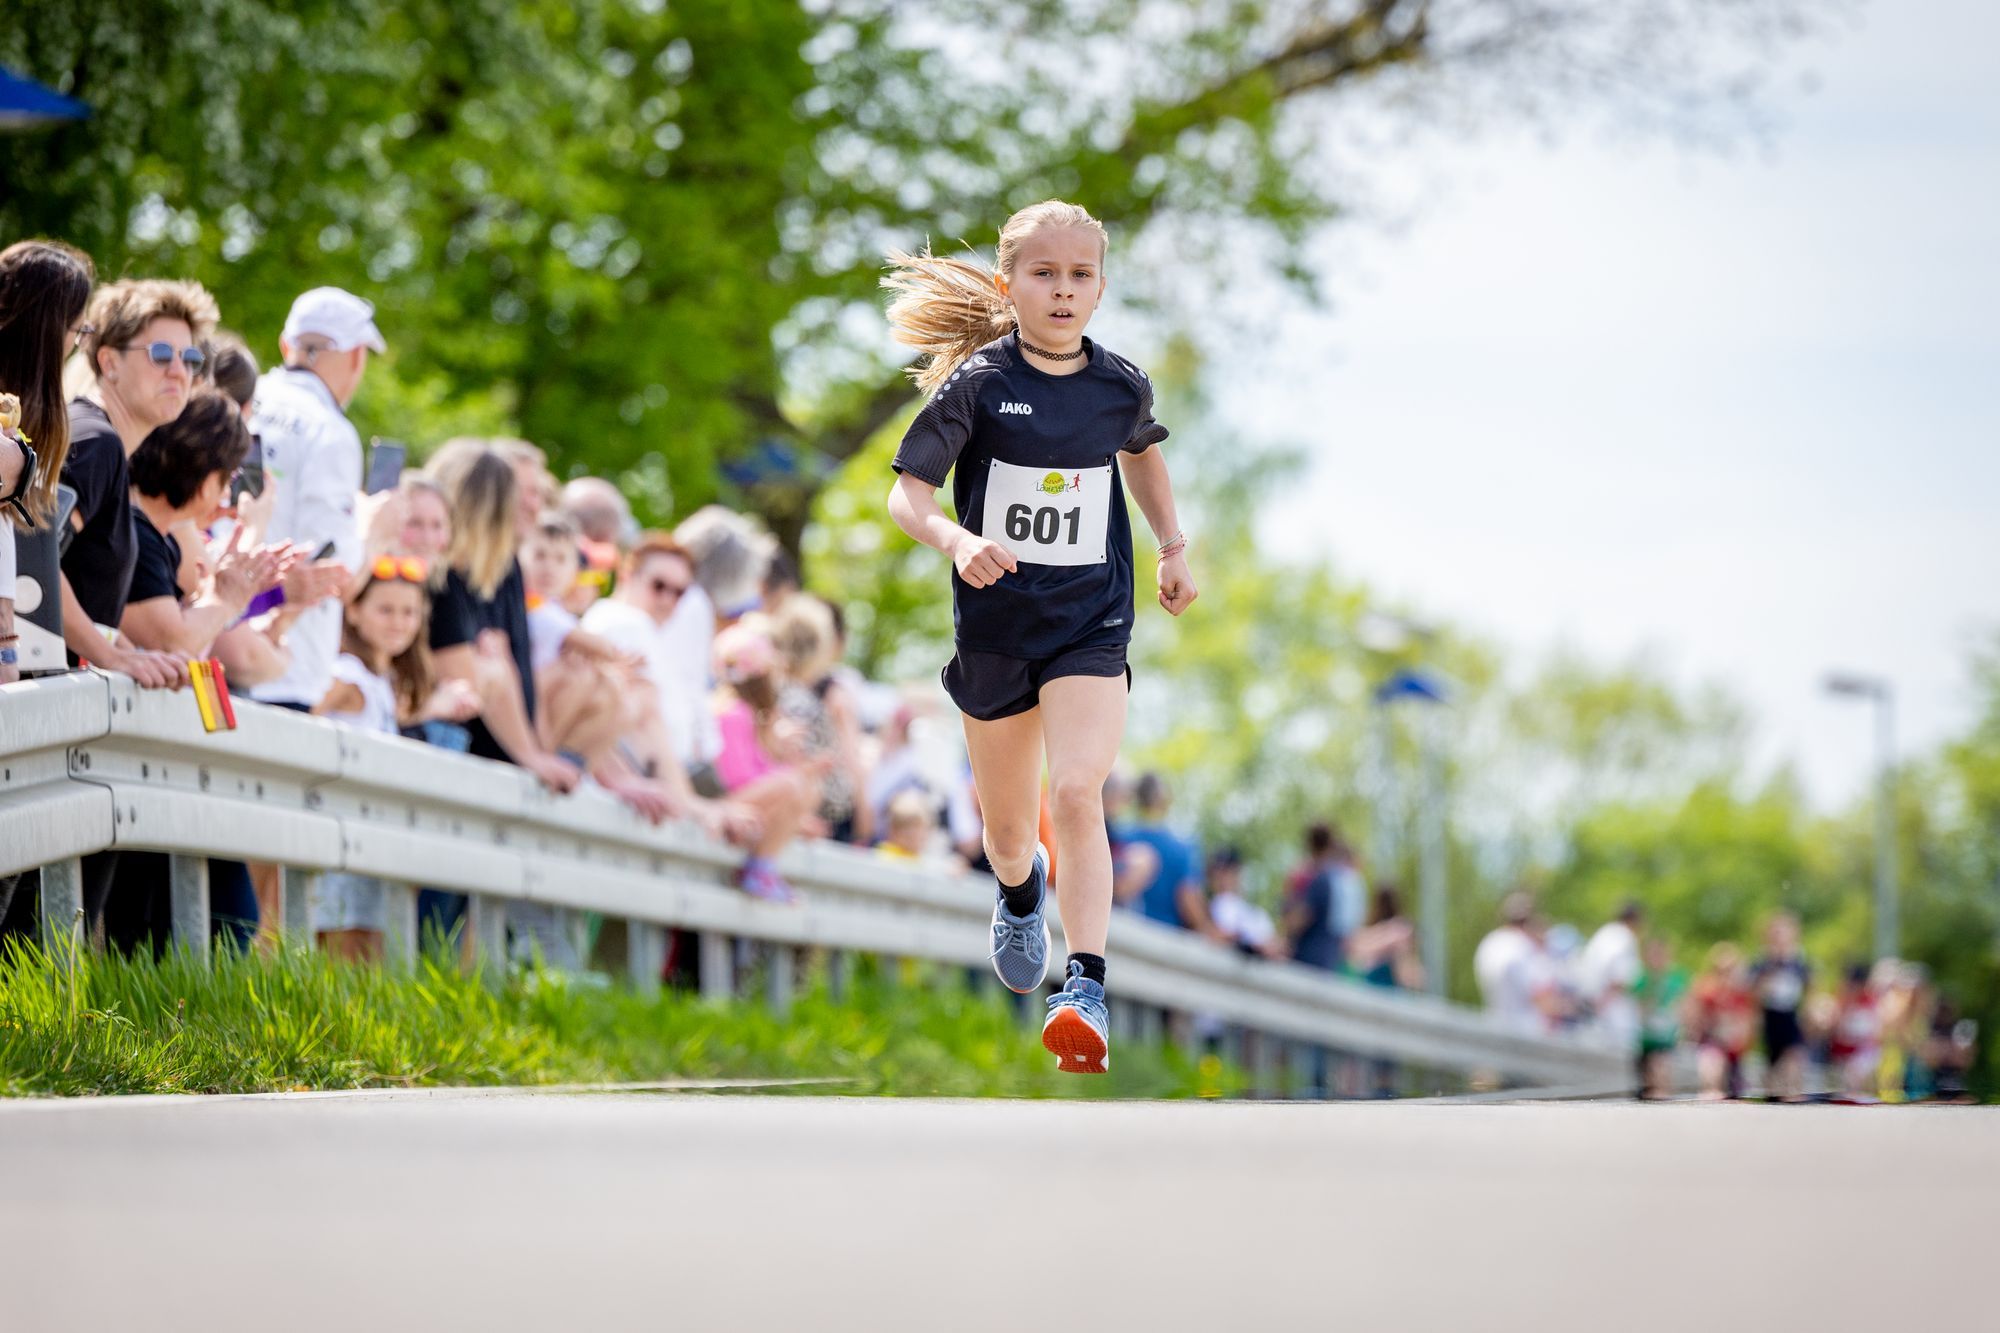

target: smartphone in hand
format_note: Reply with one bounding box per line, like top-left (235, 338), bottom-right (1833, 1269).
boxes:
top-left (365, 439), bottom-right (407, 495)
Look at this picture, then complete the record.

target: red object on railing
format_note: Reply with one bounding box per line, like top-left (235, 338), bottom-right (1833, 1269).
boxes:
top-left (209, 658), bottom-right (238, 730)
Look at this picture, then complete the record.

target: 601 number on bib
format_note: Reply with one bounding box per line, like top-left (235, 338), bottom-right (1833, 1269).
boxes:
top-left (981, 459), bottom-right (1113, 567)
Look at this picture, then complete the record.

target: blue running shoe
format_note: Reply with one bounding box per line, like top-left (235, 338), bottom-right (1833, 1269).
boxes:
top-left (1043, 959), bottom-right (1110, 1074)
top-left (989, 844), bottom-right (1051, 994)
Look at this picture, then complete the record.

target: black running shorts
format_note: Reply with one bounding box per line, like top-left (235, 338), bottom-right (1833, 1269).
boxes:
top-left (942, 643), bottom-right (1131, 723)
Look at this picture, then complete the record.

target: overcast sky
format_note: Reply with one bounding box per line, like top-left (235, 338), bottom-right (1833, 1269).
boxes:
top-left (1213, 0), bottom-right (1999, 809)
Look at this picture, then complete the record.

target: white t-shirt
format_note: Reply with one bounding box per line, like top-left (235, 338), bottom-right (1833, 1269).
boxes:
top-left (324, 652), bottom-right (399, 736)
top-left (527, 600), bottom-right (578, 674)
top-left (580, 588), bottom-right (720, 766)
top-left (1476, 925), bottom-right (1551, 1033)
top-left (248, 368), bottom-right (362, 707)
top-left (1580, 921), bottom-right (1640, 997)
top-left (1210, 891), bottom-right (1276, 950)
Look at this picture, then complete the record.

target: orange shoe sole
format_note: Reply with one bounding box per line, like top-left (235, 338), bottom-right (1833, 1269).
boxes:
top-left (1042, 1006), bottom-right (1109, 1074)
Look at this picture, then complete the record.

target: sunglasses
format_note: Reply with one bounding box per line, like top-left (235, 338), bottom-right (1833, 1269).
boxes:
top-left (371, 554), bottom-right (429, 583)
top-left (648, 576), bottom-right (690, 598)
top-left (121, 340), bottom-right (207, 371)
top-left (72, 322), bottom-right (96, 350)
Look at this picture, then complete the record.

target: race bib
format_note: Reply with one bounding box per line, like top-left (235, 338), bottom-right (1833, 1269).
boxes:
top-left (981, 459), bottom-right (1112, 567)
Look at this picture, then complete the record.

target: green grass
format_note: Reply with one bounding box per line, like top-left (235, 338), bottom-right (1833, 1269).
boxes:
top-left (0, 938), bottom-right (1236, 1100)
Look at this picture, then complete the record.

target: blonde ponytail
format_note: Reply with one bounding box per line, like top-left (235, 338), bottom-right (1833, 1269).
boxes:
top-left (881, 248), bottom-right (1014, 398)
top-left (884, 200), bottom-right (1110, 398)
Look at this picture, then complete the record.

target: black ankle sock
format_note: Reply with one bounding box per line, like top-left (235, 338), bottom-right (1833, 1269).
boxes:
top-left (1069, 952), bottom-right (1106, 988)
top-left (998, 867), bottom-right (1042, 918)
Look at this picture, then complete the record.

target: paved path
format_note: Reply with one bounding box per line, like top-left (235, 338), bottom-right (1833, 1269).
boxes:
top-left (2, 1093), bottom-right (1990, 1331)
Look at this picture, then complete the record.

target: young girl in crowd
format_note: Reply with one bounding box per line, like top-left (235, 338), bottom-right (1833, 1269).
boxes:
top-left (883, 199), bottom-right (1197, 1072)
top-left (712, 620), bottom-right (828, 903)
top-left (312, 555), bottom-right (468, 961)
top-left (770, 594), bottom-right (870, 845)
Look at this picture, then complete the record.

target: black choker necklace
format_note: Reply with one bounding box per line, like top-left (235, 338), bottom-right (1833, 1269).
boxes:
top-left (1019, 337), bottom-right (1084, 362)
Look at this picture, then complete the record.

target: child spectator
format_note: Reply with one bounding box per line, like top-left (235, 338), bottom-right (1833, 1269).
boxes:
top-left (1634, 934), bottom-right (1688, 1100)
top-left (1749, 911), bottom-right (1811, 1100)
top-left (770, 594), bottom-right (869, 844)
top-left (1204, 848), bottom-right (1281, 957)
top-left (1689, 942), bottom-right (1757, 1099)
top-left (312, 555), bottom-right (467, 962)
top-left (1828, 962), bottom-right (1883, 1099)
top-left (877, 790), bottom-right (942, 862)
top-left (711, 620), bottom-right (827, 903)
top-left (1346, 885), bottom-right (1425, 989)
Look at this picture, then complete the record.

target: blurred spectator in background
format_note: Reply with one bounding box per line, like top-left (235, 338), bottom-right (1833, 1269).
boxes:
top-left (760, 546), bottom-right (800, 615)
top-left (1, 240), bottom-right (97, 679)
top-left (425, 439), bottom-right (578, 791)
top-left (312, 554), bottom-right (446, 963)
top-left (1580, 900), bottom-right (1645, 1049)
top-left (1828, 962), bottom-right (1882, 1099)
top-left (247, 286), bottom-right (380, 713)
top-left (519, 512), bottom-right (629, 767)
top-left (1926, 998), bottom-right (1977, 1104)
top-left (1346, 885), bottom-right (1425, 990)
top-left (394, 473), bottom-right (451, 572)
top-left (1475, 892), bottom-right (1563, 1035)
top-left (1284, 823), bottom-right (1355, 972)
top-left (675, 503), bottom-right (771, 622)
top-left (561, 474), bottom-right (636, 552)
top-left (1101, 772), bottom-right (1157, 908)
top-left (583, 532), bottom-right (722, 781)
top-left (1204, 847), bottom-right (1280, 957)
top-left (1634, 934), bottom-right (1688, 1100)
top-left (711, 620), bottom-right (827, 903)
top-left (203, 330), bottom-right (259, 409)
top-left (877, 789), bottom-right (944, 863)
top-left (1874, 960), bottom-right (1927, 1103)
top-left (1124, 773), bottom-right (1210, 935)
top-left (65, 278), bottom-right (216, 688)
top-left (771, 594), bottom-right (869, 844)
top-left (1689, 942), bottom-right (1757, 1099)
top-left (1750, 911), bottom-right (1811, 1101)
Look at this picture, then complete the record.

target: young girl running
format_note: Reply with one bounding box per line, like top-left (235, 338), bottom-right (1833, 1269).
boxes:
top-left (883, 200), bottom-right (1197, 1073)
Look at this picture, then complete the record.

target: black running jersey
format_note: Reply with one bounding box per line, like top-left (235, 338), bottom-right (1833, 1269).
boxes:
top-left (893, 332), bottom-right (1168, 657)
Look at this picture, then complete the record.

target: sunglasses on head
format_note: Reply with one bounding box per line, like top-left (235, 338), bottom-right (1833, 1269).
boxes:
top-left (371, 554), bottom-right (429, 584)
top-left (122, 341), bottom-right (206, 371)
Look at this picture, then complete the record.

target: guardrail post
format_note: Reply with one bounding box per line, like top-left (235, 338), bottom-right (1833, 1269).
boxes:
top-left (699, 931), bottom-right (734, 1002)
top-left (826, 949), bottom-right (849, 1002)
top-left (1135, 1003), bottom-right (1163, 1049)
top-left (767, 944), bottom-right (796, 1015)
top-left (168, 855), bottom-right (211, 960)
top-left (281, 867), bottom-right (317, 938)
top-left (38, 859), bottom-right (84, 960)
top-left (627, 920), bottom-right (666, 995)
top-left (468, 894), bottom-right (507, 971)
top-left (384, 883), bottom-right (418, 970)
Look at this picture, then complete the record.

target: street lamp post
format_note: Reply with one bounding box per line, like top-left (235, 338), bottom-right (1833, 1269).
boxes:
top-left (1825, 672), bottom-right (1898, 961)
top-left (1373, 667), bottom-right (1450, 996)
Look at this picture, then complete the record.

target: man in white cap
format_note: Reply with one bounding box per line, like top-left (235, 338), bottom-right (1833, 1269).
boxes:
top-left (246, 286), bottom-right (385, 711)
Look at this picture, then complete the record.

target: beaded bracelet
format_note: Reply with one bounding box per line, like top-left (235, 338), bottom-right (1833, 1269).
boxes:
top-left (1156, 530), bottom-right (1188, 559)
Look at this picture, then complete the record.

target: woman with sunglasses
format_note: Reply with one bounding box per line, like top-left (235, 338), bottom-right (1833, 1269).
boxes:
top-left (62, 277), bottom-right (221, 690)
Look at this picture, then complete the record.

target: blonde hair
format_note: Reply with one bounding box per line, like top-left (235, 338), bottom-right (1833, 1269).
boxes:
top-left (427, 437), bottom-right (519, 601)
top-left (883, 200), bottom-right (1107, 396)
top-left (769, 594), bottom-right (836, 683)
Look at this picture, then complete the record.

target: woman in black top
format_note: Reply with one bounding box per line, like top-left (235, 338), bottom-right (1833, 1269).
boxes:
top-left (884, 200), bottom-right (1197, 1074)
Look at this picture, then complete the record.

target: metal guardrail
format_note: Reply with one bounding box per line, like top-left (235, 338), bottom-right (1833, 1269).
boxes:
top-left (0, 672), bottom-right (1631, 1090)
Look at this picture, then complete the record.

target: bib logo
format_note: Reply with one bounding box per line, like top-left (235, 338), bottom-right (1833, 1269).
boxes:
top-left (1038, 472), bottom-right (1084, 495)
top-left (997, 401), bottom-right (1033, 415)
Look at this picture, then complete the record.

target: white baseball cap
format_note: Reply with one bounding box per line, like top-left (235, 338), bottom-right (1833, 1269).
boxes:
top-left (281, 286), bottom-right (387, 353)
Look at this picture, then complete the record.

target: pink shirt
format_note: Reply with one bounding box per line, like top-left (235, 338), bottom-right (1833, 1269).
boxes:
top-left (714, 699), bottom-right (780, 792)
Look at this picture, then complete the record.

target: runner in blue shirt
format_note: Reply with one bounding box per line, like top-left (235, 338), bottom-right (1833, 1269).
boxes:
top-left (884, 200), bottom-right (1198, 1074)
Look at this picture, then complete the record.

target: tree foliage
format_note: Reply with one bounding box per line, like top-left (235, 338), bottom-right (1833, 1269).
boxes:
top-left (3, 0), bottom-right (1842, 535)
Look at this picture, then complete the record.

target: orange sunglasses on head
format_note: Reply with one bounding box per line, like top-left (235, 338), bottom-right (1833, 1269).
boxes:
top-left (371, 554), bottom-right (428, 584)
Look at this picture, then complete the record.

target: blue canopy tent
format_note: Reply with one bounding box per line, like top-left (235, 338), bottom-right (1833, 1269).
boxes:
top-left (0, 68), bottom-right (89, 132)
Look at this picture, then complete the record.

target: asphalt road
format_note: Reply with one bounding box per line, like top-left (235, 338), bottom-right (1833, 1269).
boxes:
top-left (2, 1091), bottom-right (1990, 1331)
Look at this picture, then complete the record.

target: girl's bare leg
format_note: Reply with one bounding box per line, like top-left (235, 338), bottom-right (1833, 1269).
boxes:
top-left (1035, 674), bottom-right (1127, 958)
top-left (961, 706), bottom-right (1047, 889)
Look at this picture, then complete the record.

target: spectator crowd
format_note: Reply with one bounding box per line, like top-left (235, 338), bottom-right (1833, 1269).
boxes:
top-left (0, 242), bottom-right (1981, 1101)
